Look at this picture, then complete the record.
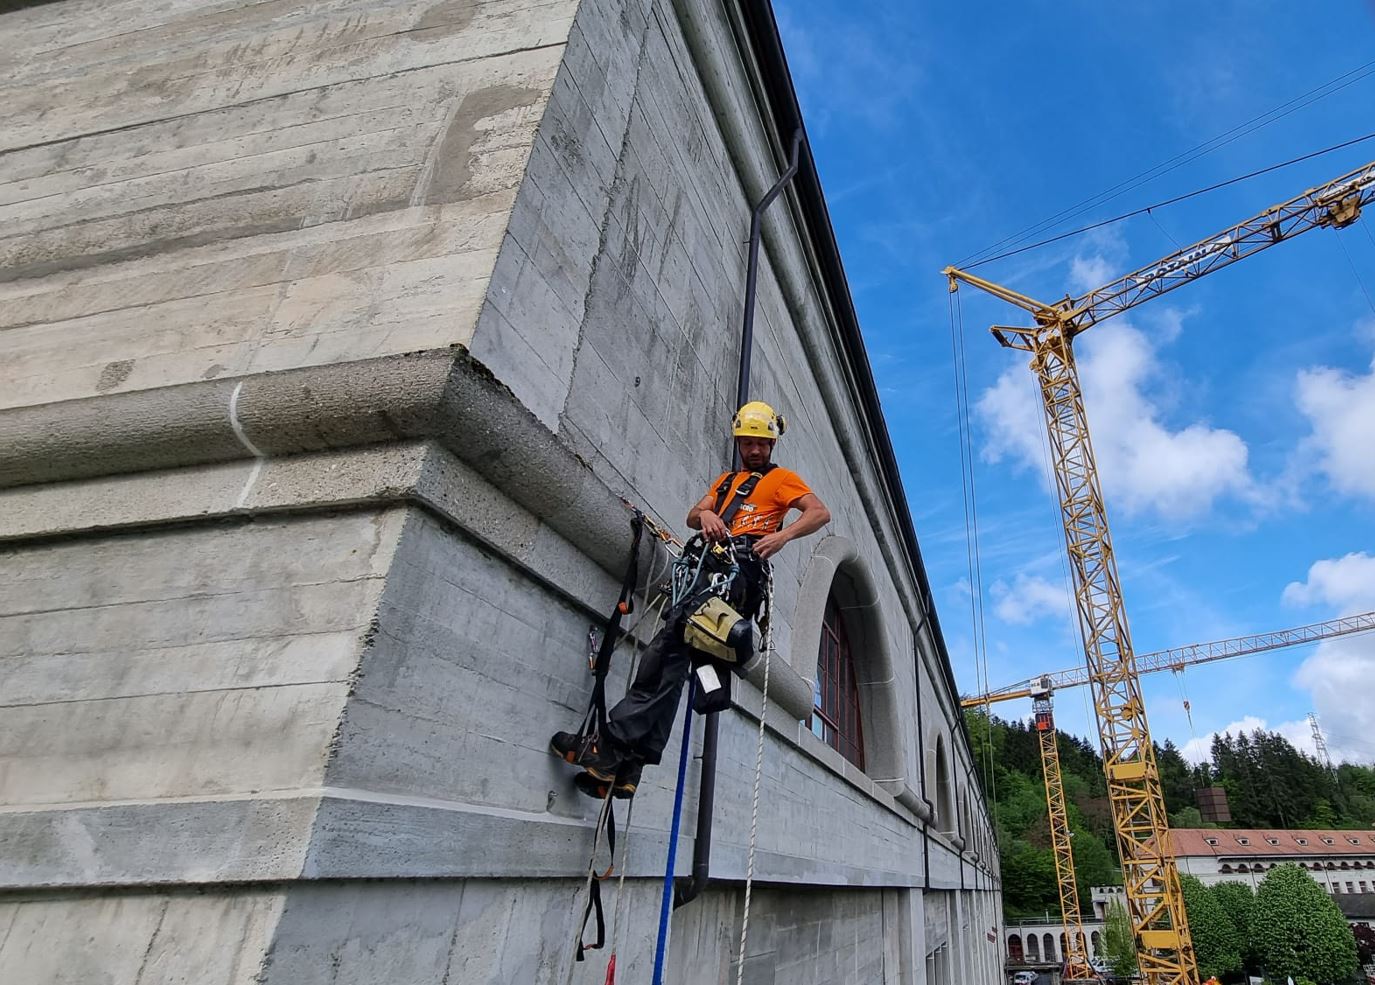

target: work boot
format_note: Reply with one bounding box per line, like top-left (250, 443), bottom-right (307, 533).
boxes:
top-left (574, 760), bottom-right (642, 800)
top-left (549, 730), bottom-right (623, 774)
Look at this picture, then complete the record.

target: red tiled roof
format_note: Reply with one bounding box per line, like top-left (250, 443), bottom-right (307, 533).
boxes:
top-left (1170, 828), bottom-right (1375, 858)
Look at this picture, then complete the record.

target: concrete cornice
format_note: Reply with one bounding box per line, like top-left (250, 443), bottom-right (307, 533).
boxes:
top-left (0, 347), bottom-right (639, 579)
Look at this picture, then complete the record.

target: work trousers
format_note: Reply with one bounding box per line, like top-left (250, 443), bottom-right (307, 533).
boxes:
top-left (604, 609), bottom-right (695, 766)
top-left (605, 553), bottom-right (766, 765)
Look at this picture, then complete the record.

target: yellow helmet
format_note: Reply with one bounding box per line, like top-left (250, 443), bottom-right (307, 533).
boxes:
top-left (732, 401), bottom-right (786, 440)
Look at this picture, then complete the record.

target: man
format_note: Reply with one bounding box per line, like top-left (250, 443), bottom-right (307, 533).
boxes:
top-left (551, 400), bottom-right (831, 797)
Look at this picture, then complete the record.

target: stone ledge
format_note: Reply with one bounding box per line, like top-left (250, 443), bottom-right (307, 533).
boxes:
top-left (0, 788), bottom-right (928, 891)
top-left (0, 347), bottom-right (643, 582)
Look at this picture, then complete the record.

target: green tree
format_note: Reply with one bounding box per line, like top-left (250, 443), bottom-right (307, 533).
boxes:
top-left (1157, 739), bottom-right (1195, 816)
top-left (1001, 840), bottom-right (1058, 917)
top-left (1102, 900), bottom-right (1137, 977)
top-left (1253, 863), bottom-right (1358, 984)
top-left (1178, 874), bottom-right (1242, 980)
top-left (1209, 881), bottom-right (1256, 969)
top-left (1070, 821), bottom-right (1119, 900)
top-left (1169, 805), bottom-right (1206, 829)
top-left (1303, 797), bottom-right (1338, 830)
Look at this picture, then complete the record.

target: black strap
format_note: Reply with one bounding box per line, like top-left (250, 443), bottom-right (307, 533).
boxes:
top-left (576, 803), bottom-right (617, 960)
top-left (581, 516), bottom-right (644, 740)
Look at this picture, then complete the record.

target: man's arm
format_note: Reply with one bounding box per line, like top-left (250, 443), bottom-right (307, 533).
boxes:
top-left (752, 492), bottom-right (830, 560)
top-left (686, 492), bottom-right (730, 542)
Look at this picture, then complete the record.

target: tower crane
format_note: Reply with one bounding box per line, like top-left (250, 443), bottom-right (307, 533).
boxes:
top-left (964, 610), bottom-right (1375, 981)
top-left (945, 158), bottom-right (1375, 985)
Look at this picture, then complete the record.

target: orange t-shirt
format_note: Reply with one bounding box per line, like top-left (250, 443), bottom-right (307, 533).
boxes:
top-left (707, 467), bottom-right (814, 536)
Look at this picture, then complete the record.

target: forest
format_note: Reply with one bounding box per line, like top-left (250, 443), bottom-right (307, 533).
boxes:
top-left (965, 711), bottom-right (1375, 918)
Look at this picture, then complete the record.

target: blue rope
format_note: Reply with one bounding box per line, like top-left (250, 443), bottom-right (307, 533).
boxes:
top-left (650, 679), bottom-right (697, 985)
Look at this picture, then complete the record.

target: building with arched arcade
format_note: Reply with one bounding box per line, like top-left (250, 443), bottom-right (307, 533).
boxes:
top-left (0, 0), bottom-right (1001, 981)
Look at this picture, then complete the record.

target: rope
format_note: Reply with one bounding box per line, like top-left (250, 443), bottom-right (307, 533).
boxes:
top-left (602, 795), bottom-right (637, 984)
top-left (734, 568), bottom-right (773, 983)
top-left (650, 679), bottom-right (697, 985)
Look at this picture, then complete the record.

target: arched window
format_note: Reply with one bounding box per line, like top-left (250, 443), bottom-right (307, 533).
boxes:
top-left (1025, 935), bottom-right (1039, 962)
top-left (933, 735), bottom-right (955, 831)
top-left (1090, 931), bottom-right (1102, 957)
top-left (1008, 935), bottom-right (1024, 963)
top-left (808, 597), bottom-right (865, 768)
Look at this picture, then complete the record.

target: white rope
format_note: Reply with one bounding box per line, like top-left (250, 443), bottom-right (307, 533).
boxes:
top-left (607, 796), bottom-right (637, 965)
top-left (735, 569), bottom-right (773, 985)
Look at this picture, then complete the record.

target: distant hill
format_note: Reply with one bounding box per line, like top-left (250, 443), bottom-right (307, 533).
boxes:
top-left (965, 711), bottom-right (1375, 919)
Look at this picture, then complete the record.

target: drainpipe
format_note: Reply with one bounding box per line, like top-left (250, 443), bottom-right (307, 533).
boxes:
top-left (674, 127), bottom-right (802, 910)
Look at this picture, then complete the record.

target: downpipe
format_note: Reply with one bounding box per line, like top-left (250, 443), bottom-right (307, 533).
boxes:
top-left (674, 127), bottom-right (803, 910)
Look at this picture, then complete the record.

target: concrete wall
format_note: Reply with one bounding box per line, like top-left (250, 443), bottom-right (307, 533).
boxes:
top-left (0, 0), bottom-right (1001, 981)
top-left (0, 0), bottom-right (573, 409)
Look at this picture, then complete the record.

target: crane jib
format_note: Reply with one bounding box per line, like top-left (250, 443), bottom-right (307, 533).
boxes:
top-left (1129, 236), bottom-right (1235, 290)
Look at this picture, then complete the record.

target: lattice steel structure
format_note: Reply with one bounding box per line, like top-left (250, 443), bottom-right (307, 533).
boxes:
top-left (965, 610), bottom-right (1375, 708)
top-left (1032, 687), bottom-right (1096, 981)
top-left (945, 159), bottom-right (1375, 985)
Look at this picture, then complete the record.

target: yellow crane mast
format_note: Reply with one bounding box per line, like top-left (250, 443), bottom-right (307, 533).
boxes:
top-left (964, 611), bottom-right (1375, 981)
top-left (945, 159), bottom-right (1375, 985)
top-left (1031, 682), bottom-right (1095, 981)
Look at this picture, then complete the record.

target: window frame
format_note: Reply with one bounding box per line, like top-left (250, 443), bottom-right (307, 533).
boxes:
top-left (807, 596), bottom-right (866, 770)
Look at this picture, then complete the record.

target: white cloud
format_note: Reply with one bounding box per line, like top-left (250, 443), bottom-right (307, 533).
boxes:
top-left (1282, 552), bottom-right (1375, 612)
top-left (1179, 715), bottom-right (1322, 765)
top-left (1293, 636), bottom-right (1375, 763)
top-left (1296, 345), bottom-right (1375, 502)
top-left (1277, 552), bottom-right (1375, 764)
top-left (990, 573), bottom-right (1072, 626)
top-left (1180, 715), bottom-right (1268, 764)
top-left (1069, 253), bottom-right (1114, 294)
top-left (976, 315), bottom-right (1255, 520)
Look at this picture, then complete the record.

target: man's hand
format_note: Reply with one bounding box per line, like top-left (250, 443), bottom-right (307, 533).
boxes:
top-left (698, 509), bottom-right (729, 542)
top-left (752, 530), bottom-right (790, 560)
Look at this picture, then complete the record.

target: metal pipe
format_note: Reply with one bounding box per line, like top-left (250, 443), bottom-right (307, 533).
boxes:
top-left (674, 126), bottom-right (803, 911)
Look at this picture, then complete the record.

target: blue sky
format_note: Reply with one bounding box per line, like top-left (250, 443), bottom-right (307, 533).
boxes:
top-left (776, 1), bottom-right (1375, 763)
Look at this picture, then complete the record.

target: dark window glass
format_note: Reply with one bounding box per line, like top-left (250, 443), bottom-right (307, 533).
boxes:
top-left (808, 597), bottom-right (865, 769)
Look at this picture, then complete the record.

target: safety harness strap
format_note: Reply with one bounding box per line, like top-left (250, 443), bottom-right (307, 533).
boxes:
top-left (581, 515), bottom-right (644, 740)
top-left (710, 465), bottom-right (775, 530)
top-left (576, 804), bottom-right (616, 961)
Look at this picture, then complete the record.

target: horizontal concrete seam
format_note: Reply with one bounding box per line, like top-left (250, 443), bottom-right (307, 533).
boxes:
top-left (0, 42), bottom-right (571, 159)
top-left (0, 573), bottom-right (389, 619)
top-left (0, 678), bottom-right (353, 711)
top-left (0, 790), bottom-right (326, 815)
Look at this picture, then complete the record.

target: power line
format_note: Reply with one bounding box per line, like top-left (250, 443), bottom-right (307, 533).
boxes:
top-left (957, 58), bottom-right (1375, 268)
top-left (962, 131), bottom-right (1375, 270)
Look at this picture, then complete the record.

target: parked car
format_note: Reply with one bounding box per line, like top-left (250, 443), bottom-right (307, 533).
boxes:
top-left (1011, 971), bottom-right (1038, 985)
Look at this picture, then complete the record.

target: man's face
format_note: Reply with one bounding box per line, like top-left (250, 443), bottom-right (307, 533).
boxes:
top-left (737, 436), bottom-right (774, 470)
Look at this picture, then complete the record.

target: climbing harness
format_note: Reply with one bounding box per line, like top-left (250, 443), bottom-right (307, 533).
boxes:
top-left (573, 514), bottom-right (645, 749)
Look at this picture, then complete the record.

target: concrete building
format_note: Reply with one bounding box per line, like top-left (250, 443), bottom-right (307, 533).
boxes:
top-left (1171, 828), bottom-right (1375, 897)
top-left (0, 1), bottom-right (1000, 983)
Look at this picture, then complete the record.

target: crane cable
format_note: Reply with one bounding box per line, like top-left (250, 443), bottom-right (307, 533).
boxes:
top-left (1334, 227), bottom-right (1375, 319)
top-left (958, 58), bottom-right (1375, 269)
top-left (947, 287), bottom-right (999, 829)
top-left (961, 130), bottom-right (1375, 271)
